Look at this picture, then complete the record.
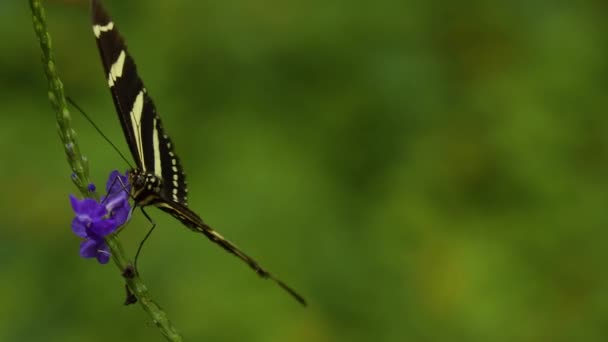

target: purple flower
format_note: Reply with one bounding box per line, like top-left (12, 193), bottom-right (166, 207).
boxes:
top-left (79, 238), bottom-right (111, 264)
top-left (102, 170), bottom-right (131, 227)
top-left (103, 193), bottom-right (131, 227)
top-left (70, 195), bottom-right (114, 264)
top-left (69, 170), bottom-right (132, 264)
top-left (106, 170), bottom-right (131, 198)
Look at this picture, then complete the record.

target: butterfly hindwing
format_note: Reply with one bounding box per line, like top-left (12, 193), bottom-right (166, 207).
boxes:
top-left (157, 118), bottom-right (189, 206)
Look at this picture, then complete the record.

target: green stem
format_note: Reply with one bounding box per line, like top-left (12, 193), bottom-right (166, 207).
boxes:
top-left (29, 1), bottom-right (183, 341)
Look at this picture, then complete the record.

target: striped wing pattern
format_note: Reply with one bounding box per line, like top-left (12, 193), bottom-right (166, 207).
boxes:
top-left (90, 0), bottom-right (305, 305)
top-left (91, 0), bottom-right (188, 206)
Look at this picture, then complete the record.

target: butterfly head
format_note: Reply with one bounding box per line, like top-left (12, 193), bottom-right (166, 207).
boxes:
top-left (128, 169), bottom-right (163, 205)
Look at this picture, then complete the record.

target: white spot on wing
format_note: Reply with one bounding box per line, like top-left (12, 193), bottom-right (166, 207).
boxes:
top-left (108, 50), bottom-right (126, 87)
top-left (152, 117), bottom-right (162, 179)
top-left (93, 22), bottom-right (114, 38)
top-left (130, 91), bottom-right (145, 169)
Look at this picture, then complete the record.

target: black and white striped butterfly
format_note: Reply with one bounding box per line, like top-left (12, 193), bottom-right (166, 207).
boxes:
top-left (90, 0), bottom-right (305, 306)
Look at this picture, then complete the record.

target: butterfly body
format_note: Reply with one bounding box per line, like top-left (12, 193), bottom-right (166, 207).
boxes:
top-left (91, 0), bottom-right (305, 305)
top-left (128, 170), bottom-right (163, 206)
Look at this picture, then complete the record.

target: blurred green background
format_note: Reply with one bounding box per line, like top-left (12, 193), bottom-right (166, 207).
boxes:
top-left (2, 0), bottom-right (608, 341)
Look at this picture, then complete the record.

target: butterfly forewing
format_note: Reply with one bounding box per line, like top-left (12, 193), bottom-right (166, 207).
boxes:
top-left (91, 0), bottom-right (188, 201)
top-left (91, 2), bottom-right (142, 169)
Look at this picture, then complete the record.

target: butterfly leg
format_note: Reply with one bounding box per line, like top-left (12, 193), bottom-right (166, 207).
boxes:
top-left (102, 175), bottom-right (153, 276)
top-left (133, 206), bottom-right (157, 272)
top-left (101, 173), bottom-right (133, 204)
top-left (101, 175), bottom-right (120, 205)
top-left (101, 174), bottom-right (136, 234)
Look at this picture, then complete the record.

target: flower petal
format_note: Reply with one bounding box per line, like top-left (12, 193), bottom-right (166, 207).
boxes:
top-left (70, 195), bottom-right (89, 216)
top-left (71, 217), bottom-right (89, 238)
top-left (88, 219), bottom-right (118, 238)
top-left (105, 191), bottom-right (131, 227)
top-left (111, 202), bottom-right (131, 227)
top-left (90, 202), bottom-right (108, 220)
top-left (70, 195), bottom-right (107, 220)
top-left (105, 191), bottom-right (128, 212)
top-left (106, 170), bottom-right (131, 196)
top-left (79, 239), bottom-right (98, 258)
top-left (96, 242), bottom-right (111, 264)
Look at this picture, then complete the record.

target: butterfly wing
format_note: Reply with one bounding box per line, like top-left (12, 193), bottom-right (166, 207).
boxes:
top-left (91, 0), bottom-right (188, 206)
top-left (156, 117), bottom-right (189, 205)
top-left (91, 0), bottom-right (304, 305)
top-left (157, 200), bottom-right (307, 306)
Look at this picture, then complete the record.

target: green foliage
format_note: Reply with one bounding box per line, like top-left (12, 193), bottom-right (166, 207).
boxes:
top-left (2, 0), bottom-right (608, 341)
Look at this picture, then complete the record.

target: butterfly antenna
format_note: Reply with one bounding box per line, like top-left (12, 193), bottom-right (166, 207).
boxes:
top-left (67, 97), bottom-right (134, 169)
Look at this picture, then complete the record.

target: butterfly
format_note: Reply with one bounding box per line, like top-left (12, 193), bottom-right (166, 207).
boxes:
top-left (90, 0), bottom-right (305, 306)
